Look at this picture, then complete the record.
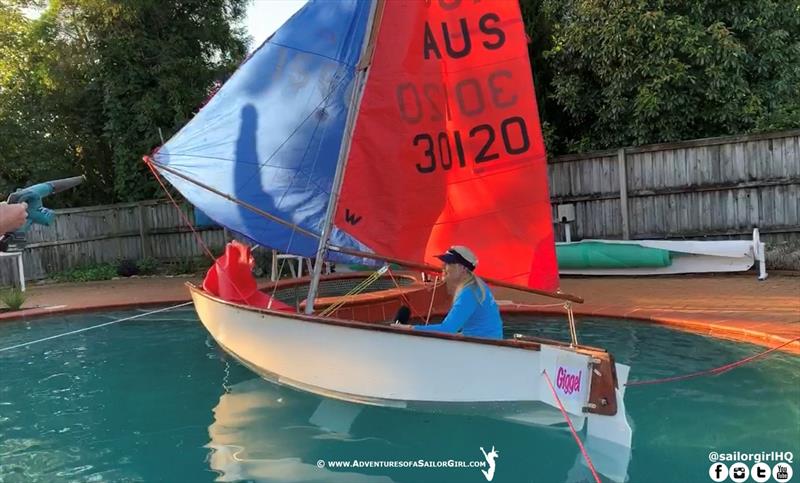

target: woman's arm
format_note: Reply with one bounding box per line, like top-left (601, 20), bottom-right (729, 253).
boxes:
top-left (413, 287), bottom-right (478, 334)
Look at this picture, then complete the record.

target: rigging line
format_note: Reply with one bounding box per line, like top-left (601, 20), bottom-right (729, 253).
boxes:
top-left (158, 154), bottom-right (303, 166)
top-left (329, 246), bottom-right (584, 304)
top-left (321, 272), bottom-right (384, 313)
top-left (541, 370), bottom-right (602, 483)
top-left (146, 161), bottom-right (215, 260)
top-left (386, 268), bottom-right (424, 323)
top-left (0, 303), bottom-right (193, 353)
top-left (318, 269), bottom-right (387, 317)
top-left (317, 268), bottom-right (389, 317)
top-left (501, 302), bottom-right (567, 309)
top-left (425, 276), bottom-right (442, 325)
top-left (147, 159), bottom-right (321, 241)
top-left (146, 160), bottom-right (253, 304)
top-left (158, 159), bottom-right (334, 209)
top-left (625, 336), bottom-right (800, 387)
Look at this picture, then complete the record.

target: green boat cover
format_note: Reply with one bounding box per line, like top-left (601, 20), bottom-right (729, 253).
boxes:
top-left (557, 242), bottom-right (672, 269)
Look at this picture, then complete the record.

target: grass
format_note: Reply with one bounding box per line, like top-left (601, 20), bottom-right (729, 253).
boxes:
top-left (0, 288), bottom-right (26, 311)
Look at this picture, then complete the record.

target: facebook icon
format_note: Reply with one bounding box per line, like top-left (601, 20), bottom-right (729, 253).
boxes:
top-left (709, 463), bottom-right (729, 482)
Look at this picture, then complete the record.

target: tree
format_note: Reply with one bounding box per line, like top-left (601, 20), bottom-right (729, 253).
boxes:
top-left (80, 0), bottom-right (249, 201)
top-left (0, 1), bottom-right (88, 202)
top-left (522, 0), bottom-right (800, 154)
top-left (0, 0), bottom-right (249, 205)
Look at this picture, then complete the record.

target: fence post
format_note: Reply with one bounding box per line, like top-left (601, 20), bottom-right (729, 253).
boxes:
top-left (618, 148), bottom-right (630, 239)
top-left (138, 202), bottom-right (149, 258)
top-left (113, 210), bottom-right (123, 258)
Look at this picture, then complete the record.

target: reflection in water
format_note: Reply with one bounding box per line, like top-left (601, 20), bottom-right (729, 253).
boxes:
top-left (207, 379), bottom-right (393, 482)
top-left (205, 377), bottom-right (621, 483)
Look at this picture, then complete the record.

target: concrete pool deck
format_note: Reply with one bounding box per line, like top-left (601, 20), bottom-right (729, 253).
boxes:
top-left (1, 273), bottom-right (798, 354)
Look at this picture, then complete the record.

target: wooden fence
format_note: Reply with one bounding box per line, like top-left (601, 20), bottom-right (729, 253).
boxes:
top-left (1, 129), bottom-right (798, 286)
top-left (0, 200), bottom-right (227, 286)
top-left (548, 129), bottom-right (799, 245)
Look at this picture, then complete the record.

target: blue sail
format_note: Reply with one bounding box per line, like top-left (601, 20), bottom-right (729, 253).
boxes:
top-left (153, 0), bottom-right (372, 260)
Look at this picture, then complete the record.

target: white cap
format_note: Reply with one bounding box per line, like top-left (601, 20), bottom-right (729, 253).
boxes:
top-left (435, 245), bottom-right (478, 271)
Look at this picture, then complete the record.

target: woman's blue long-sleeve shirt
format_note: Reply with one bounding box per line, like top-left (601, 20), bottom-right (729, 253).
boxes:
top-left (413, 282), bottom-right (503, 339)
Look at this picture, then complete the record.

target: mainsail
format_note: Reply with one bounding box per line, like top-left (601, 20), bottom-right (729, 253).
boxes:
top-left (335, 0), bottom-right (558, 289)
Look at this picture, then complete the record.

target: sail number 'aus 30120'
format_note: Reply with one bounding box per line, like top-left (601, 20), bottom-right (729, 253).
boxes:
top-left (412, 117), bottom-right (529, 174)
top-left (398, 74), bottom-right (530, 174)
top-left (396, 4), bottom-right (532, 174)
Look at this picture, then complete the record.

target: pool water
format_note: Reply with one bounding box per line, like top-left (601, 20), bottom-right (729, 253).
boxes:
top-left (0, 307), bottom-right (798, 482)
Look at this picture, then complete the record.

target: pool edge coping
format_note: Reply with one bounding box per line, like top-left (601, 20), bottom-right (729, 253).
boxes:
top-left (1, 298), bottom-right (798, 355)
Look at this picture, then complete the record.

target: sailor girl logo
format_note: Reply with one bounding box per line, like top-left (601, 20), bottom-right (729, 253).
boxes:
top-left (556, 366), bottom-right (582, 396)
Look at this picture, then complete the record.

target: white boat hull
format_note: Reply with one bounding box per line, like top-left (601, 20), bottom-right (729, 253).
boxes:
top-left (192, 284), bottom-right (633, 481)
top-left (195, 286), bottom-right (624, 409)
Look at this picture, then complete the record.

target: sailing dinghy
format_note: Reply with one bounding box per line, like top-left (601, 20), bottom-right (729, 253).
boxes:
top-left (147, 0), bottom-right (632, 480)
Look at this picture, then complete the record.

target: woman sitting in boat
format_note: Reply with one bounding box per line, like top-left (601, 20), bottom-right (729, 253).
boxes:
top-left (403, 246), bottom-right (503, 339)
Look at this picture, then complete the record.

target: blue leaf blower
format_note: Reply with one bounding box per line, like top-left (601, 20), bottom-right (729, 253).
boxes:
top-left (0, 175), bottom-right (86, 252)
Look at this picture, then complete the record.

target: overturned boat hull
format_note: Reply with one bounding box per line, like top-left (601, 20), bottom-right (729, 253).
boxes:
top-left (557, 229), bottom-right (767, 278)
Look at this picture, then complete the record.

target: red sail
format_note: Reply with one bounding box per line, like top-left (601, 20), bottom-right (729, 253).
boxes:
top-left (335, 0), bottom-right (558, 289)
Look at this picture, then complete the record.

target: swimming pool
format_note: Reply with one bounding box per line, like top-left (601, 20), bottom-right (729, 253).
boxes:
top-left (1, 307), bottom-right (797, 482)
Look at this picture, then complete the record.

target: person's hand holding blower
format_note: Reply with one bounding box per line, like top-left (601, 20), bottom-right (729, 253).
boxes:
top-left (0, 202), bottom-right (28, 234)
top-left (0, 175), bottom-right (85, 252)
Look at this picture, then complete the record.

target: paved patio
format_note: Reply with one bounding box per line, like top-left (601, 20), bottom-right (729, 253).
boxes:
top-left (494, 274), bottom-right (800, 354)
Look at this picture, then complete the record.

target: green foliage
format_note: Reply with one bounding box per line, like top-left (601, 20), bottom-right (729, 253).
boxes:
top-left (52, 263), bottom-right (117, 282)
top-left (522, 0), bottom-right (800, 153)
top-left (0, 0), bottom-right (249, 204)
top-left (0, 287), bottom-right (26, 310)
top-left (136, 257), bottom-right (160, 275)
top-left (166, 256), bottom-right (200, 275)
